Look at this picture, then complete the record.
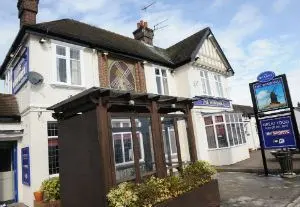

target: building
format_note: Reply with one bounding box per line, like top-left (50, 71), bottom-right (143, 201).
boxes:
top-left (0, 0), bottom-right (251, 205)
top-left (233, 104), bottom-right (260, 151)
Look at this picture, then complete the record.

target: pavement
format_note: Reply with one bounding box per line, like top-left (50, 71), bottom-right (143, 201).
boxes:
top-left (216, 150), bottom-right (300, 174)
top-left (218, 172), bottom-right (300, 207)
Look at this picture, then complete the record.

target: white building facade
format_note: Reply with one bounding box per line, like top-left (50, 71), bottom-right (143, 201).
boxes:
top-left (0, 0), bottom-right (254, 205)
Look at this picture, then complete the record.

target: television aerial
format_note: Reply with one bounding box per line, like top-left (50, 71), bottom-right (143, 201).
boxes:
top-left (28, 71), bottom-right (44, 85)
top-left (141, 1), bottom-right (156, 12)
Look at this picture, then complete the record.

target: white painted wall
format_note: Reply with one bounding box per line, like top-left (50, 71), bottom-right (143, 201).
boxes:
top-left (245, 117), bottom-right (260, 150)
top-left (294, 109), bottom-right (300, 134)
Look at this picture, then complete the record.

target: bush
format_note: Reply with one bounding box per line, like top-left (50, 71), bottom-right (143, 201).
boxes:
top-left (182, 160), bottom-right (217, 188)
top-left (41, 177), bottom-right (60, 201)
top-left (107, 161), bottom-right (216, 207)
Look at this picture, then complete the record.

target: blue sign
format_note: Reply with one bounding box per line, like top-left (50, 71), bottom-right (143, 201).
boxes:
top-left (12, 47), bottom-right (29, 94)
top-left (257, 71), bottom-right (275, 83)
top-left (21, 147), bottom-right (31, 186)
top-left (194, 97), bottom-right (231, 108)
top-left (260, 115), bottom-right (297, 149)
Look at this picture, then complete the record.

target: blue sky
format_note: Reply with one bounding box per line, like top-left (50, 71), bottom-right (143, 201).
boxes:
top-left (0, 0), bottom-right (300, 105)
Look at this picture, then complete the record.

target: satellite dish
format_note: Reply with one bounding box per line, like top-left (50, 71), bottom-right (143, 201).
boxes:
top-left (28, 71), bottom-right (44, 85)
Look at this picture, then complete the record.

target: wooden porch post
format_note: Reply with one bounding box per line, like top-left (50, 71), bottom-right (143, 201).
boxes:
top-left (96, 99), bottom-right (115, 192)
top-left (150, 101), bottom-right (167, 178)
top-left (186, 107), bottom-right (198, 163)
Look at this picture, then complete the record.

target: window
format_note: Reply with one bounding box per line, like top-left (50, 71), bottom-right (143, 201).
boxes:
top-left (200, 70), bottom-right (212, 95)
top-left (163, 126), bottom-right (177, 156)
top-left (113, 132), bottom-right (144, 165)
top-left (155, 68), bottom-right (169, 95)
top-left (55, 45), bottom-right (82, 85)
top-left (214, 74), bottom-right (224, 97)
top-left (204, 113), bottom-right (246, 149)
top-left (47, 122), bottom-right (59, 175)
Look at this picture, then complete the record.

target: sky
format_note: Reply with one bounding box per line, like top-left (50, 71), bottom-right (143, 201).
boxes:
top-left (0, 0), bottom-right (300, 106)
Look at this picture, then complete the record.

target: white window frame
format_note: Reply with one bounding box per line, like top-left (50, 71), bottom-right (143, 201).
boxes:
top-left (200, 70), bottom-right (212, 96)
top-left (47, 122), bottom-right (59, 177)
top-left (204, 113), bottom-right (247, 150)
top-left (214, 74), bottom-right (224, 98)
top-left (163, 127), bottom-right (177, 156)
top-left (155, 68), bottom-right (169, 95)
top-left (112, 120), bottom-right (145, 166)
top-left (52, 42), bottom-right (84, 87)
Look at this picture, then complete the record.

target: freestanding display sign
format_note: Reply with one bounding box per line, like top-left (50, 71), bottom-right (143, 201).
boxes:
top-left (249, 72), bottom-right (300, 176)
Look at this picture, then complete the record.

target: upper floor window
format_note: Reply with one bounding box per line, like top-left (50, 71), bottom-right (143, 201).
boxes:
top-left (155, 68), bottom-right (169, 95)
top-left (200, 70), bottom-right (212, 96)
top-left (55, 45), bottom-right (82, 85)
top-left (214, 74), bottom-right (224, 97)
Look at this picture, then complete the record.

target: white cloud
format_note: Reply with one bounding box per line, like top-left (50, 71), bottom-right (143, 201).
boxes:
top-left (273, 0), bottom-right (291, 13)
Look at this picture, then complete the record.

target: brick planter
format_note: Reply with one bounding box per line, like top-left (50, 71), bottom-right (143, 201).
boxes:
top-left (155, 179), bottom-right (220, 207)
top-left (34, 200), bottom-right (61, 207)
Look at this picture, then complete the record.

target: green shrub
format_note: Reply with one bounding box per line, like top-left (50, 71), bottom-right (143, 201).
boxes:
top-left (182, 160), bottom-right (217, 188)
top-left (107, 161), bottom-right (217, 207)
top-left (107, 182), bottom-right (138, 207)
top-left (41, 177), bottom-right (60, 201)
top-left (136, 176), bottom-right (171, 206)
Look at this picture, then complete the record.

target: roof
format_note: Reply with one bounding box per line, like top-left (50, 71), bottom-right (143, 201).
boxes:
top-left (232, 104), bottom-right (254, 117)
top-left (0, 19), bottom-right (233, 77)
top-left (0, 93), bottom-right (20, 119)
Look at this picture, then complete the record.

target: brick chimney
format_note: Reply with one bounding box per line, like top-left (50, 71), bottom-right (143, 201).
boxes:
top-left (133, 20), bottom-right (154, 45)
top-left (17, 0), bottom-right (39, 28)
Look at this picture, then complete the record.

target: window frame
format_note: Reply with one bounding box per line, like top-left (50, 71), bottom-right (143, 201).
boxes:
top-left (204, 113), bottom-right (247, 150)
top-left (47, 121), bottom-right (59, 177)
top-left (155, 68), bottom-right (169, 95)
top-left (200, 70), bottom-right (212, 96)
top-left (52, 42), bottom-right (84, 87)
top-left (214, 74), bottom-right (224, 98)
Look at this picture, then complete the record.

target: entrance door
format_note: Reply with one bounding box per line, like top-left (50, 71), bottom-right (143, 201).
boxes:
top-left (0, 142), bottom-right (14, 204)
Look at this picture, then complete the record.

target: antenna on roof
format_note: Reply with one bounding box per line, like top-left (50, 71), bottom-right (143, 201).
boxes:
top-left (153, 19), bottom-right (168, 31)
top-left (141, 1), bottom-right (156, 12)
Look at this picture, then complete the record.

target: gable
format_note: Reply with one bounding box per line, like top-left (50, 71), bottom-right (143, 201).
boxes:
top-left (195, 36), bottom-right (228, 73)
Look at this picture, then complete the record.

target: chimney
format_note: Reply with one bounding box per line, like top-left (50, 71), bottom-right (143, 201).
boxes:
top-left (17, 0), bottom-right (39, 28)
top-left (133, 20), bottom-right (154, 45)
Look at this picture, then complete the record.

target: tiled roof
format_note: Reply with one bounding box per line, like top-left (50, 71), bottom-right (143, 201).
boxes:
top-left (0, 19), bottom-right (232, 76)
top-left (0, 93), bottom-right (20, 117)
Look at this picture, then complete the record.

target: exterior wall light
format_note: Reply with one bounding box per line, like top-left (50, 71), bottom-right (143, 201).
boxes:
top-left (171, 104), bottom-right (176, 108)
top-left (103, 52), bottom-right (109, 56)
top-left (129, 100), bottom-right (135, 106)
top-left (39, 37), bottom-right (46, 44)
top-left (10, 53), bottom-right (14, 58)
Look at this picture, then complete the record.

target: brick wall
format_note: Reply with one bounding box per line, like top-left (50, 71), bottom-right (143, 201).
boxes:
top-left (18, 0), bottom-right (39, 27)
top-left (97, 52), bottom-right (147, 92)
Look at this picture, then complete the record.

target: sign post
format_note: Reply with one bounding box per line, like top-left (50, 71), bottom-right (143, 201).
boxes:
top-left (249, 72), bottom-right (300, 176)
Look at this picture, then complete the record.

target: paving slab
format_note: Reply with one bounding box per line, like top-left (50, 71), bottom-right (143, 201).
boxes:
top-left (218, 172), bottom-right (300, 207)
top-left (217, 150), bottom-right (300, 174)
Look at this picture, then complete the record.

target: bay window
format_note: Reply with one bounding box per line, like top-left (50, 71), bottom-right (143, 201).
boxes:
top-left (155, 68), bottom-right (169, 95)
top-left (55, 45), bottom-right (82, 85)
top-left (205, 113), bottom-right (246, 149)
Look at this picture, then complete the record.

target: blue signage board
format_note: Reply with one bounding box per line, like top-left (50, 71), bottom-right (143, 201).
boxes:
top-left (21, 147), bottom-right (31, 186)
top-left (12, 47), bottom-right (29, 94)
top-left (194, 97), bottom-right (231, 108)
top-left (260, 115), bottom-right (297, 149)
top-left (253, 76), bottom-right (288, 113)
top-left (257, 71), bottom-right (276, 83)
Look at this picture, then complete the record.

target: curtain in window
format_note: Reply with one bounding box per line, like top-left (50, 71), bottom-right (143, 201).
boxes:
top-left (205, 125), bottom-right (217, 148)
top-left (71, 60), bottom-right (81, 85)
top-left (57, 58), bottom-right (67, 82)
